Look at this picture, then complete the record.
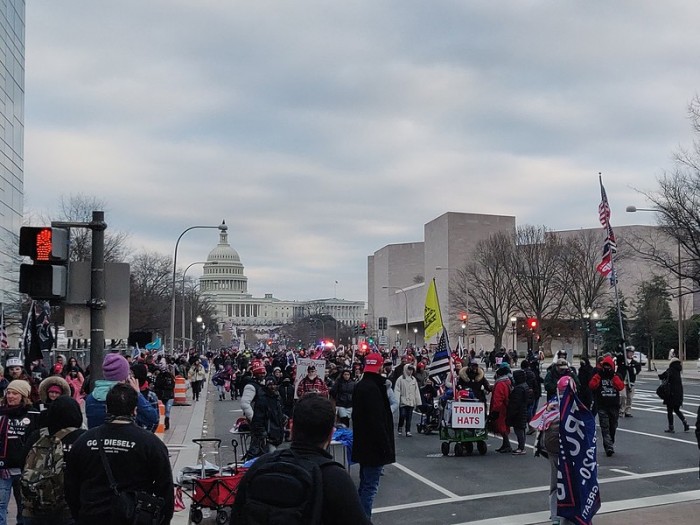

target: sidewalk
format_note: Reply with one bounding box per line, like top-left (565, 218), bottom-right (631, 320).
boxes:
top-left (166, 380), bottom-right (209, 525)
top-left (638, 358), bottom-right (700, 381)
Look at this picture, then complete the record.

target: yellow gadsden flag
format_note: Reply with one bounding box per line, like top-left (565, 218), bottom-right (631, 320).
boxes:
top-left (424, 279), bottom-right (443, 340)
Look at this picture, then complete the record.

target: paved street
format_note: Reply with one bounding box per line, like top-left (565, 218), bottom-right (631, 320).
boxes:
top-left (201, 365), bottom-right (700, 524)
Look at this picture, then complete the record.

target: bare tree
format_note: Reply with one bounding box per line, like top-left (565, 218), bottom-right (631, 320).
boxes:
top-left (450, 231), bottom-right (518, 350)
top-left (47, 194), bottom-right (130, 262)
top-left (129, 251), bottom-right (173, 333)
top-left (511, 225), bottom-right (566, 352)
top-left (558, 229), bottom-right (610, 316)
top-left (631, 97), bottom-right (700, 291)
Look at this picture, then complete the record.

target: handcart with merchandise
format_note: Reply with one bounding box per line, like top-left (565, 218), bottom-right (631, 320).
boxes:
top-left (438, 390), bottom-right (488, 456)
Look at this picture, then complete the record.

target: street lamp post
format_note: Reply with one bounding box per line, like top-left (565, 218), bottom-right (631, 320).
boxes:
top-left (626, 206), bottom-right (684, 361)
top-left (169, 221), bottom-right (227, 354)
top-left (413, 327), bottom-right (418, 347)
top-left (182, 261), bottom-right (216, 351)
top-left (510, 316), bottom-right (517, 354)
top-left (461, 323), bottom-right (466, 349)
top-left (382, 286), bottom-right (409, 349)
top-left (581, 307), bottom-right (592, 359)
top-left (396, 330), bottom-right (400, 347)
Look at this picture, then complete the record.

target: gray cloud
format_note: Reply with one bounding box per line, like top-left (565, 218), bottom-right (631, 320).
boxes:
top-left (23, 1), bottom-right (700, 302)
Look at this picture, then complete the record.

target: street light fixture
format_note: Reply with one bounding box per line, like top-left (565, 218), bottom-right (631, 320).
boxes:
top-left (581, 307), bottom-right (592, 359)
top-left (169, 221), bottom-right (227, 354)
top-left (627, 205), bottom-right (684, 361)
top-left (461, 323), bottom-right (466, 348)
top-left (396, 330), bottom-right (400, 347)
top-left (510, 316), bottom-right (517, 354)
top-left (382, 286), bottom-right (409, 348)
top-left (413, 327), bottom-right (418, 347)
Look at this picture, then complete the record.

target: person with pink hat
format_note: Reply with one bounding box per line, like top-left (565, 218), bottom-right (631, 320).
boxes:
top-left (84, 352), bottom-right (159, 430)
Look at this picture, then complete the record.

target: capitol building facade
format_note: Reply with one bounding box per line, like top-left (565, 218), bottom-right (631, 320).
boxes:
top-left (199, 229), bottom-right (365, 333)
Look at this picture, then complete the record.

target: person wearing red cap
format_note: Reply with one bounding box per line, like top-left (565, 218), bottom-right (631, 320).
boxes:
top-left (588, 355), bottom-right (625, 457)
top-left (240, 360), bottom-right (275, 460)
top-left (352, 353), bottom-right (395, 518)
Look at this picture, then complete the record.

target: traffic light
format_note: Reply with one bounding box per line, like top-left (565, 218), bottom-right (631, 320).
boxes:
top-left (527, 318), bottom-right (538, 330)
top-left (460, 313), bottom-right (468, 322)
top-left (353, 325), bottom-right (359, 335)
top-left (361, 323), bottom-right (367, 335)
top-left (19, 227), bottom-right (70, 300)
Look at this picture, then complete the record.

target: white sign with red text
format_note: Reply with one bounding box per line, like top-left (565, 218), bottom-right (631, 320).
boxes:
top-left (451, 402), bottom-right (486, 429)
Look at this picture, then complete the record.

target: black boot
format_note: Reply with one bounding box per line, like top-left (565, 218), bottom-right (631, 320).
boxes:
top-left (683, 420), bottom-right (690, 432)
top-left (164, 417), bottom-right (170, 430)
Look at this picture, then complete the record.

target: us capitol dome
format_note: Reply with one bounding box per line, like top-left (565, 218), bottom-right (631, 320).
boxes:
top-left (200, 228), bottom-right (364, 333)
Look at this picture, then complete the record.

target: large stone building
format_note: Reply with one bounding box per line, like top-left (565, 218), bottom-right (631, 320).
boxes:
top-left (369, 211), bottom-right (693, 355)
top-left (200, 229), bottom-right (364, 335)
top-left (0, 1), bottom-right (24, 308)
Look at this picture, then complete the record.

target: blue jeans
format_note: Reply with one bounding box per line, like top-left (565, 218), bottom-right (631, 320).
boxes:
top-left (358, 464), bottom-right (383, 518)
top-left (164, 398), bottom-right (174, 418)
top-left (0, 474), bottom-right (23, 525)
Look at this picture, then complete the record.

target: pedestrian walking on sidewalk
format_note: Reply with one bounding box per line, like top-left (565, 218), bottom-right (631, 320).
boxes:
top-left (188, 359), bottom-right (206, 402)
top-left (659, 358), bottom-right (690, 433)
top-left (395, 364), bottom-right (421, 437)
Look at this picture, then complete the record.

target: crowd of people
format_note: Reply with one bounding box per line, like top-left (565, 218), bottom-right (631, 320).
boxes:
top-left (0, 349), bottom-right (211, 525)
top-left (0, 340), bottom-right (697, 525)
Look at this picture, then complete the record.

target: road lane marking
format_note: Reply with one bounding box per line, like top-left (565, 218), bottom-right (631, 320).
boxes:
top-left (391, 462), bottom-right (460, 499)
top-left (616, 427), bottom-right (698, 444)
top-left (451, 489), bottom-right (700, 525)
top-left (609, 468), bottom-right (635, 476)
top-left (373, 466), bottom-right (699, 514)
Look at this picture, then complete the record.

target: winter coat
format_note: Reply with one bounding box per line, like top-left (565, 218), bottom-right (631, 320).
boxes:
top-left (659, 360), bottom-right (684, 408)
top-left (0, 403), bottom-right (40, 469)
top-left (64, 372), bottom-right (85, 403)
top-left (457, 366), bottom-right (491, 402)
top-left (352, 373), bottom-right (395, 466)
top-left (154, 371), bottom-right (176, 401)
top-left (330, 377), bottom-right (355, 408)
top-left (395, 372), bottom-right (421, 408)
top-left (577, 361), bottom-right (595, 409)
top-left (489, 375), bottom-right (511, 435)
top-left (188, 365), bottom-right (206, 383)
top-left (544, 365), bottom-right (581, 399)
top-left (588, 356), bottom-right (625, 410)
top-left (506, 371), bottom-right (530, 429)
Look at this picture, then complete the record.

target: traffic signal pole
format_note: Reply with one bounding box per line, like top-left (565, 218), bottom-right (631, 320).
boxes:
top-left (53, 211), bottom-right (107, 385)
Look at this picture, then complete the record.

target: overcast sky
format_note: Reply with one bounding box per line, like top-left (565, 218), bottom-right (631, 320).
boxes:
top-left (23, 1), bottom-right (700, 303)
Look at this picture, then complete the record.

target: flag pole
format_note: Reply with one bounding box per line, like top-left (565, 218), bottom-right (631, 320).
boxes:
top-left (20, 300), bottom-right (35, 362)
top-left (599, 173), bottom-right (627, 362)
top-left (431, 278), bottom-right (457, 385)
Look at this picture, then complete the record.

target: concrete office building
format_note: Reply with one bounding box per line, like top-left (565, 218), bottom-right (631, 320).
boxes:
top-left (369, 211), bottom-right (692, 355)
top-left (0, 1), bottom-right (24, 310)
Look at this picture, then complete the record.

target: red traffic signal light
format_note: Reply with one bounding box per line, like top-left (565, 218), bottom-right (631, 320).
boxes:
top-left (19, 227), bottom-right (69, 262)
top-left (460, 313), bottom-right (468, 322)
top-left (527, 318), bottom-right (538, 330)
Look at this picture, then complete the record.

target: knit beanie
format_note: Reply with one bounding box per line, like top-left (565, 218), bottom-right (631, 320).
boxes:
top-left (6, 379), bottom-right (31, 399)
top-left (103, 353), bottom-right (130, 381)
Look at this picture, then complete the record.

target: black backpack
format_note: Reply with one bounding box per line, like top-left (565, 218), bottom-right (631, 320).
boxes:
top-left (235, 449), bottom-right (342, 525)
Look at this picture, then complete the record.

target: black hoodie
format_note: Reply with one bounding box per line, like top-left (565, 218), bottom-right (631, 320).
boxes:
top-left (23, 395), bottom-right (86, 461)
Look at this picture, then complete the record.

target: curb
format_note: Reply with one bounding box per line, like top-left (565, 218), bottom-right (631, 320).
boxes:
top-left (171, 382), bottom-right (209, 525)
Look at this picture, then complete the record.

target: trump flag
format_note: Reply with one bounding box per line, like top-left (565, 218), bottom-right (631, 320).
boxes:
top-left (557, 384), bottom-right (601, 525)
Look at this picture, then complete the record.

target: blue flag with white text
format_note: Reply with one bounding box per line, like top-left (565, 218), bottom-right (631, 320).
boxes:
top-left (557, 384), bottom-right (601, 524)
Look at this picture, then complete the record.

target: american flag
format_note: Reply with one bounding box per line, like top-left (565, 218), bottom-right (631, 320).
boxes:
top-left (0, 307), bottom-right (8, 350)
top-left (598, 176), bottom-right (611, 228)
top-left (602, 223), bottom-right (617, 256)
top-left (429, 332), bottom-right (451, 378)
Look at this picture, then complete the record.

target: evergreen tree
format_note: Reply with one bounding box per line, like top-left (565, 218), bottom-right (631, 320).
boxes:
top-left (600, 295), bottom-right (630, 355)
top-left (630, 276), bottom-right (674, 360)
